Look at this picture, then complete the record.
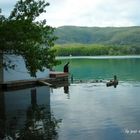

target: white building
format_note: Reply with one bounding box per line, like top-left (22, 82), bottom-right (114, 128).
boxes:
top-left (0, 55), bottom-right (50, 82)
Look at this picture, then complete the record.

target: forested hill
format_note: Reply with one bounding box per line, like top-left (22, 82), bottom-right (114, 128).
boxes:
top-left (54, 26), bottom-right (140, 46)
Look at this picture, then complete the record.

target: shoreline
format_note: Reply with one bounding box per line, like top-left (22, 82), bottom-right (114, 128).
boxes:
top-left (56, 55), bottom-right (140, 59)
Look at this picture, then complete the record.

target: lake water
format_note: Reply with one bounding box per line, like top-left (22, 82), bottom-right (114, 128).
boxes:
top-left (0, 56), bottom-right (140, 140)
top-left (52, 56), bottom-right (140, 140)
top-left (55, 56), bottom-right (140, 82)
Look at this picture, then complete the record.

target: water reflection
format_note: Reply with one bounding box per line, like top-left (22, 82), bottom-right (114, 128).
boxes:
top-left (0, 91), bottom-right (5, 139)
top-left (0, 87), bottom-right (61, 140)
top-left (51, 83), bottom-right (140, 140)
top-left (63, 86), bottom-right (70, 99)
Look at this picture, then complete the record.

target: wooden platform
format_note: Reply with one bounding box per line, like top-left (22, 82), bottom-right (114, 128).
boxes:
top-left (49, 71), bottom-right (68, 78)
top-left (0, 72), bottom-right (69, 91)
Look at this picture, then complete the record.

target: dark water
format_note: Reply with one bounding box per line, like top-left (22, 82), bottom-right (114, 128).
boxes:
top-left (0, 87), bottom-right (60, 140)
top-left (1, 57), bottom-right (140, 140)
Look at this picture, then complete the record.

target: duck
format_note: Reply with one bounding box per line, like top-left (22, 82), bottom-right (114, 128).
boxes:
top-left (106, 75), bottom-right (118, 87)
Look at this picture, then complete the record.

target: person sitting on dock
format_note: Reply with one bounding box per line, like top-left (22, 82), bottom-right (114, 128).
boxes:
top-left (64, 62), bottom-right (70, 73)
top-left (106, 75), bottom-right (118, 88)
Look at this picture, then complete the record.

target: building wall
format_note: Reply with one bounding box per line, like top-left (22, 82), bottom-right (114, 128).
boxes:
top-left (4, 55), bottom-right (49, 82)
top-left (0, 54), bottom-right (3, 83)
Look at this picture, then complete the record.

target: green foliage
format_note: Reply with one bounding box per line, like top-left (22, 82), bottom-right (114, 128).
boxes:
top-left (54, 26), bottom-right (140, 46)
top-left (9, 0), bottom-right (49, 21)
top-left (52, 44), bottom-right (140, 56)
top-left (0, 0), bottom-right (59, 77)
top-left (53, 26), bottom-right (140, 56)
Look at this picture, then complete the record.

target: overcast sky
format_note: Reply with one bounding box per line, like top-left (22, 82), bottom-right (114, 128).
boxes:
top-left (0, 0), bottom-right (140, 27)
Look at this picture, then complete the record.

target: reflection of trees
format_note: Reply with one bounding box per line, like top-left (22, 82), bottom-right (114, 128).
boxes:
top-left (19, 105), bottom-right (61, 140)
top-left (17, 89), bottom-right (61, 140)
top-left (64, 86), bottom-right (70, 99)
top-left (0, 88), bottom-right (61, 140)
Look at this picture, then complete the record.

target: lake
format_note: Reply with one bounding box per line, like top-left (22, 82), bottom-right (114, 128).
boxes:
top-left (55, 56), bottom-right (140, 82)
top-left (0, 56), bottom-right (140, 140)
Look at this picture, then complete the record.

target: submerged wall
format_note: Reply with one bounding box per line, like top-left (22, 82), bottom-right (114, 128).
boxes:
top-left (4, 55), bottom-right (49, 82)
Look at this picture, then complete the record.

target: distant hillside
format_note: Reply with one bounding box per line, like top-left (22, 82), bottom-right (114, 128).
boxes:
top-left (54, 26), bottom-right (140, 46)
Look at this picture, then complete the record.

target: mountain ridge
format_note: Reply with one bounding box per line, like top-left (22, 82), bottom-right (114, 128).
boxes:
top-left (54, 26), bottom-right (140, 46)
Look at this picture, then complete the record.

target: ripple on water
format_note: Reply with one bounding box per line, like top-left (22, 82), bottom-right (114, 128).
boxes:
top-left (52, 81), bottom-right (140, 140)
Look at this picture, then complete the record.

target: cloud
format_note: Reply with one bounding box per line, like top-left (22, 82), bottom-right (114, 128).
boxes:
top-left (45, 0), bottom-right (140, 27)
top-left (0, 0), bottom-right (18, 17)
top-left (0, 0), bottom-right (140, 27)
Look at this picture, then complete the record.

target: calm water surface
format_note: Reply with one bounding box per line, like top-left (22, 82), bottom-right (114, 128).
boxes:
top-left (0, 56), bottom-right (140, 140)
top-left (52, 57), bottom-right (140, 140)
top-left (55, 56), bottom-right (140, 82)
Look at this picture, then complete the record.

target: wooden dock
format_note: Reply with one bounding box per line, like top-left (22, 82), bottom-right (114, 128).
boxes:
top-left (0, 72), bottom-right (69, 91)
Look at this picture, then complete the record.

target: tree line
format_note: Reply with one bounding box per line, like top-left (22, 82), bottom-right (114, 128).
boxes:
top-left (52, 44), bottom-right (140, 56)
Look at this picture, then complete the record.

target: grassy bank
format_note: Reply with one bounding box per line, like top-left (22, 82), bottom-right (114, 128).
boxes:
top-left (52, 44), bottom-right (140, 56)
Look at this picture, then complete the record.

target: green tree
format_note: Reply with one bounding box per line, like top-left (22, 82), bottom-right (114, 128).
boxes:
top-left (0, 0), bottom-right (59, 77)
